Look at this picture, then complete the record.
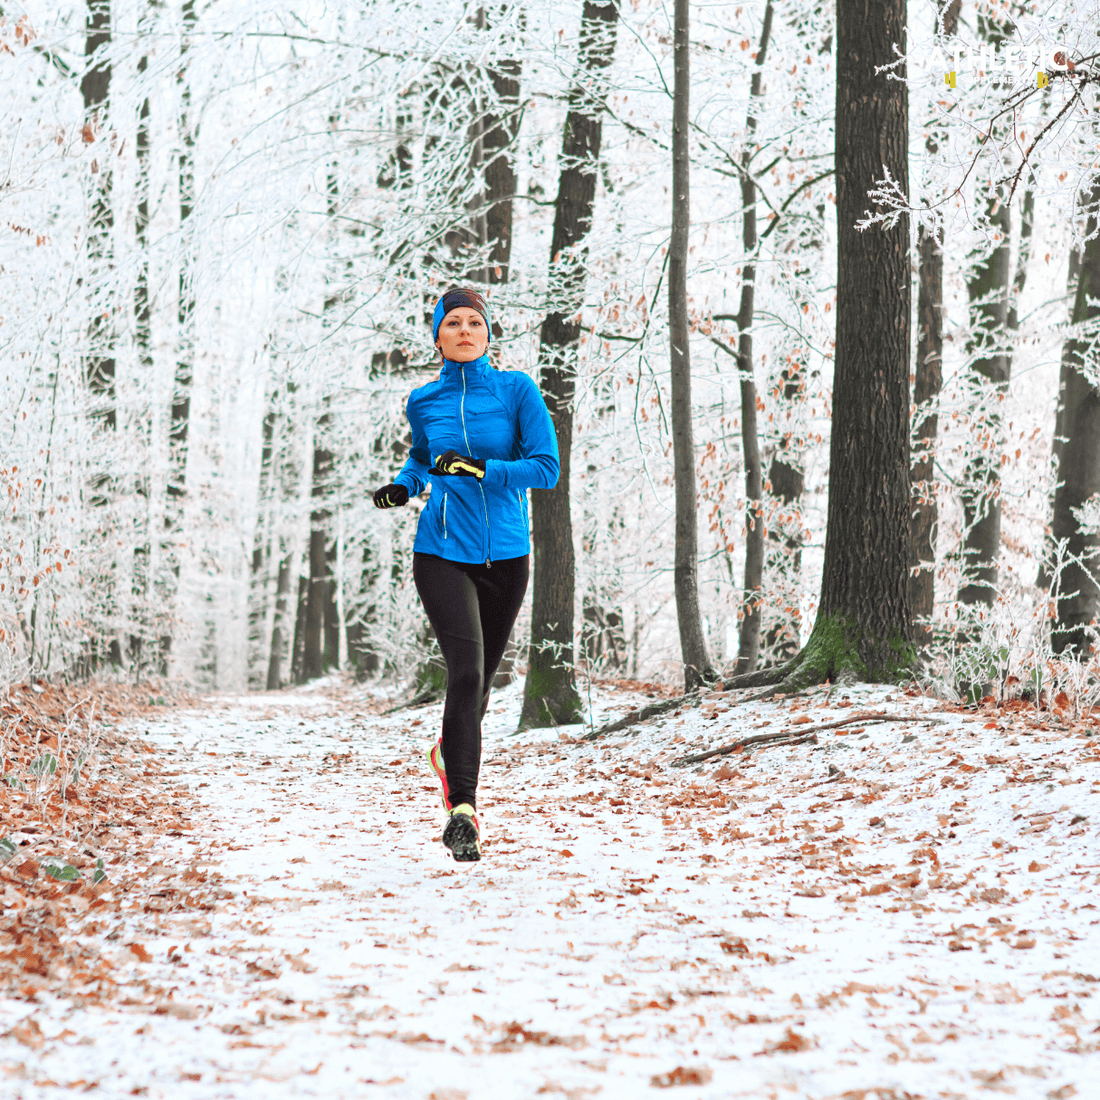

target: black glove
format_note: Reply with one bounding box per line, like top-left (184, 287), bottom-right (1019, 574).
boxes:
top-left (373, 483), bottom-right (409, 509)
top-left (430, 450), bottom-right (485, 479)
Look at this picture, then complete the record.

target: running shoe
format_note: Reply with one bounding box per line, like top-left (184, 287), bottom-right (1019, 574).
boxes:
top-left (442, 803), bottom-right (481, 862)
top-left (426, 739), bottom-right (452, 810)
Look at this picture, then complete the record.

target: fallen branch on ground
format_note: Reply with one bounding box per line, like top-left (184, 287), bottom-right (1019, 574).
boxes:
top-left (673, 712), bottom-right (944, 766)
top-left (582, 691), bottom-right (701, 741)
top-left (382, 689), bottom-right (443, 716)
top-left (673, 729), bottom-right (819, 766)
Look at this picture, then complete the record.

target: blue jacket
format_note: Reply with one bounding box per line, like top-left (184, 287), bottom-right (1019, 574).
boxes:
top-left (394, 354), bottom-right (559, 564)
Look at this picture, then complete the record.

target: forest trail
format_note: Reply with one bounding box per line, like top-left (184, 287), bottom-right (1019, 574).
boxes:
top-left (1, 680), bottom-right (1098, 1099)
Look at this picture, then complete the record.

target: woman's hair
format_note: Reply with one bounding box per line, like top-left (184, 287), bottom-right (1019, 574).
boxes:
top-left (432, 287), bottom-right (491, 344)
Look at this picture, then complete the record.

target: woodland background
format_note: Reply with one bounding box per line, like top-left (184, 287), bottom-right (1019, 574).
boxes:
top-left (0, 0), bottom-right (1098, 703)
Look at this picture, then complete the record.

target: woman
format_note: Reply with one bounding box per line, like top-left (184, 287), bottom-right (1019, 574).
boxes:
top-left (373, 288), bottom-right (559, 862)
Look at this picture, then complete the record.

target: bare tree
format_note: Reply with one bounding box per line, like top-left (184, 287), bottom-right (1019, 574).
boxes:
top-left (730, 0), bottom-right (912, 690)
top-left (730, 0), bottom-right (774, 675)
top-left (520, 0), bottom-right (619, 728)
top-left (667, 0), bottom-right (716, 690)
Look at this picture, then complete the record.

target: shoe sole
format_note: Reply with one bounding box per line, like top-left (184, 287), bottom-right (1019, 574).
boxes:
top-left (442, 814), bottom-right (481, 862)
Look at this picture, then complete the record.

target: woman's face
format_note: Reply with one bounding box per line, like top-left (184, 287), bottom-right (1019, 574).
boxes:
top-left (435, 307), bottom-right (489, 362)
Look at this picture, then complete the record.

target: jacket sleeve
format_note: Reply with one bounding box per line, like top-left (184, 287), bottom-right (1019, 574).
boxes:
top-left (481, 373), bottom-right (560, 491)
top-left (393, 392), bottom-right (433, 496)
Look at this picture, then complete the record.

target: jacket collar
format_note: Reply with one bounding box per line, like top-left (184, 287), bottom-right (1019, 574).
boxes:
top-left (440, 353), bottom-right (490, 382)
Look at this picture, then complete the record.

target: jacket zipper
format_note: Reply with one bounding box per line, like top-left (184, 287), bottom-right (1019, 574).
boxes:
top-left (461, 365), bottom-right (493, 567)
top-left (442, 491), bottom-right (448, 539)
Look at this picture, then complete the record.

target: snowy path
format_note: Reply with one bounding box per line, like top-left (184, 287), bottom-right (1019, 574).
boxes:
top-left (2, 681), bottom-right (1098, 1099)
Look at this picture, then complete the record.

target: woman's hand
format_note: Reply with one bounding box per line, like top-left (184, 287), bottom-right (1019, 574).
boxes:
top-left (430, 450), bottom-right (485, 479)
top-left (373, 483), bottom-right (410, 509)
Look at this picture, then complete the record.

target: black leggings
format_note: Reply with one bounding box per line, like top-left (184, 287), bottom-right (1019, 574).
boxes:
top-left (413, 552), bottom-right (529, 809)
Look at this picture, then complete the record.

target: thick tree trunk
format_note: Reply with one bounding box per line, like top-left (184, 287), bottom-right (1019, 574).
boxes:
top-left (483, 24), bottom-right (525, 686)
top-left (732, 0), bottom-right (774, 676)
top-left (1051, 180), bottom-right (1100, 655)
top-left (668, 0), bottom-right (715, 691)
top-left (477, 16), bottom-right (522, 291)
top-left (908, 0), bottom-right (958, 647)
top-left (798, 0), bottom-right (911, 684)
top-left (520, 0), bottom-right (618, 729)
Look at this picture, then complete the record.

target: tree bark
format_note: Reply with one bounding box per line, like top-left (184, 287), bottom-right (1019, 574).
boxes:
top-left (83, 0), bottom-right (114, 434)
top-left (908, 0), bottom-right (959, 648)
top-left (267, 550), bottom-right (292, 689)
top-left (520, 0), bottom-right (619, 729)
top-left (732, 0), bottom-right (774, 676)
top-left (797, 0), bottom-right (912, 684)
top-left (1051, 180), bottom-right (1100, 655)
top-left (302, 438), bottom-right (333, 681)
top-left (170, 0), bottom-right (196, 498)
top-left (668, 0), bottom-right (715, 691)
top-left (477, 10), bottom-right (522, 291)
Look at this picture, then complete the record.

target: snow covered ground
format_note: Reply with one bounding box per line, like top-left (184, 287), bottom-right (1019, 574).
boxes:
top-left (1, 678), bottom-right (1098, 1099)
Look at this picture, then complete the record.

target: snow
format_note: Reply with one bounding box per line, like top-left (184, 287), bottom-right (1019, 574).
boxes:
top-left (2, 680), bottom-right (1097, 1098)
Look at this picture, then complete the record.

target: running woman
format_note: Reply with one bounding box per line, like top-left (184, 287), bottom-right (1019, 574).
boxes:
top-left (372, 288), bottom-right (559, 861)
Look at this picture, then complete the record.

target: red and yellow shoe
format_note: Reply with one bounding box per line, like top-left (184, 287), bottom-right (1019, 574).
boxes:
top-left (426, 740), bottom-right (452, 810)
top-left (442, 804), bottom-right (481, 862)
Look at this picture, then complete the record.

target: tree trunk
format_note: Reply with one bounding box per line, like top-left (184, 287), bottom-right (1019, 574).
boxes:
top-left (291, 574), bottom-right (309, 684)
top-left (483, 59), bottom-right (521, 289)
top-left (83, 0), bottom-right (114, 435)
top-left (1037, 245), bottom-right (1082, 589)
top-left (797, 0), bottom-right (912, 683)
top-left (957, 10), bottom-right (1019, 611)
top-left (908, 0), bottom-right (959, 647)
top-left (520, 0), bottom-right (619, 729)
top-left (482, 20), bottom-right (525, 687)
top-left (302, 443), bottom-right (332, 681)
top-left (667, 0), bottom-right (715, 691)
top-left (170, 0), bottom-right (196, 500)
top-left (472, 7), bottom-right (523, 291)
top-left (267, 550), bottom-right (292, 689)
top-left (763, 420), bottom-right (805, 662)
top-left (958, 193), bottom-right (1011, 608)
top-left (732, 0), bottom-right (774, 676)
top-left (1051, 180), bottom-right (1100, 655)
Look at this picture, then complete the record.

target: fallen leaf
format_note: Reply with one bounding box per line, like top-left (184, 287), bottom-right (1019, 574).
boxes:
top-left (650, 1066), bottom-right (713, 1087)
top-left (757, 1027), bottom-right (812, 1055)
top-left (2, 1017), bottom-right (45, 1049)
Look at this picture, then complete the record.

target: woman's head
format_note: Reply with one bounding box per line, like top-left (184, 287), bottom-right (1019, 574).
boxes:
top-left (432, 288), bottom-right (491, 363)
